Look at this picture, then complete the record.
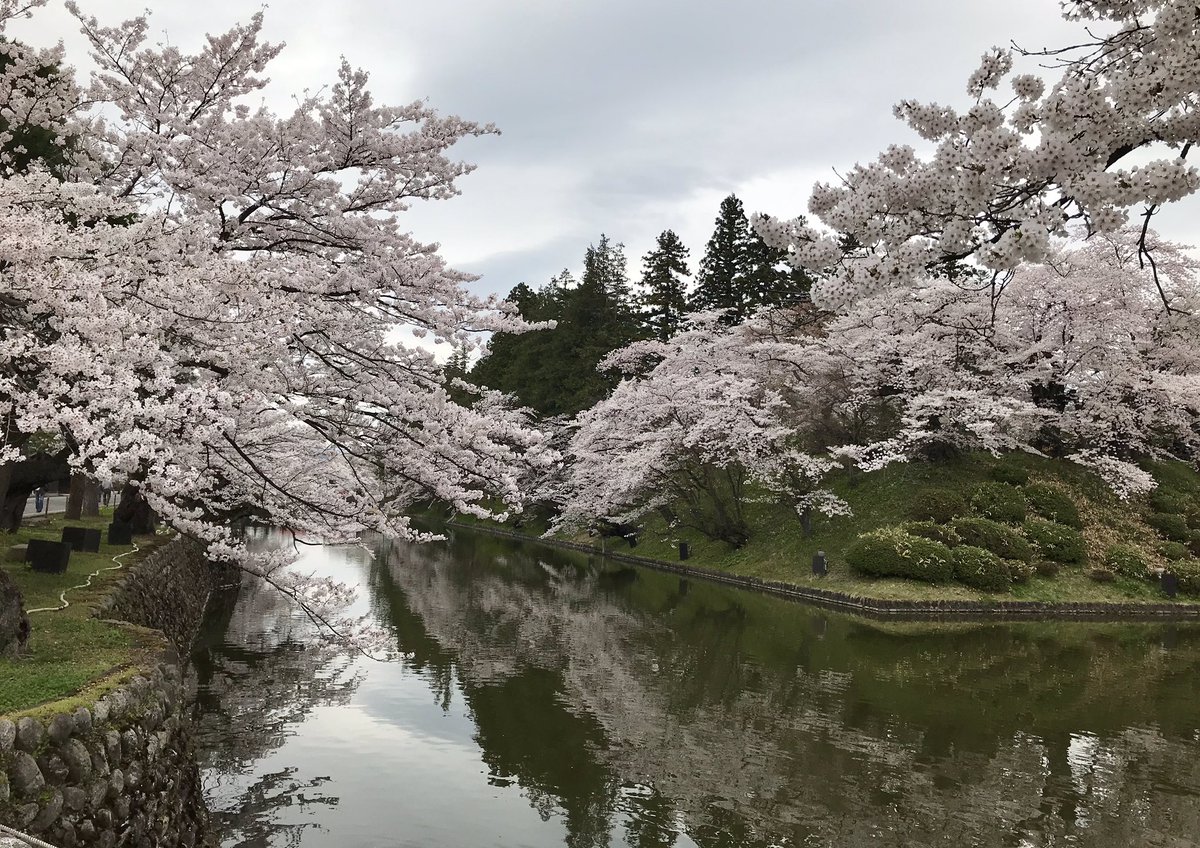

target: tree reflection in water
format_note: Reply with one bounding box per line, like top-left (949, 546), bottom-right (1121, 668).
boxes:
top-left (193, 534), bottom-right (364, 848)
top-left (373, 529), bottom-right (1200, 848)
top-left (194, 527), bottom-right (1200, 848)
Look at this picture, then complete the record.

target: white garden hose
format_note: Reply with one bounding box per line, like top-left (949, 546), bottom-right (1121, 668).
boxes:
top-left (0, 822), bottom-right (64, 848)
top-left (25, 541), bottom-right (140, 615)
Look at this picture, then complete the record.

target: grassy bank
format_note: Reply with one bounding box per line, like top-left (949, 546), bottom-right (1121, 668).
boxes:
top-left (456, 453), bottom-right (1200, 608)
top-left (1, 513), bottom-right (165, 717)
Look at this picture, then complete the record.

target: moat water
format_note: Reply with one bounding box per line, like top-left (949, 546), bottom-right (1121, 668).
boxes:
top-left (191, 527), bottom-right (1200, 847)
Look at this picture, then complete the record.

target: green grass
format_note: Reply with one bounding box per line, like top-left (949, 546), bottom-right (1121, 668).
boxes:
top-left (1, 511), bottom-right (166, 717)
top-left (464, 453), bottom-right (1200, 607)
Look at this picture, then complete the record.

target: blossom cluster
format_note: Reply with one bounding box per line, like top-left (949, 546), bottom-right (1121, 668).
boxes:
top-left (0, 1), bottom-right (547, 648)
top-left (757, 0), bottom-right (1200, 310)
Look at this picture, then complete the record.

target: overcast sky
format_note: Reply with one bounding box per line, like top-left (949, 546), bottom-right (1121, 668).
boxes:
top-left (13, 1), bottom-right (1198, 298)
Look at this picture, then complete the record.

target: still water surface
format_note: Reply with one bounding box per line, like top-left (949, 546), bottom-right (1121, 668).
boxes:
top-left (191, 528), bottom-right (1200, 848)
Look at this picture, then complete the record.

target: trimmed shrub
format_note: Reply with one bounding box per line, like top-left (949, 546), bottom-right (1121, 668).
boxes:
top-left (1170, 561), bottom-right (1200, 596)
top-left (1009, 561), bottom-right (1036, 583)
top-left (1024, 483), bottom-right (1083, 528)
top-left (1146, 512), bottom-right (1192, 542)
top-left (1024, 519), bottom-right (1086, 563)
top-left (990, 458), bottom-right (1030, 486)
top-left (908, 489), bottom-right (968, 524)
top-left (951, 545), bottom-right (1011, 593)
top-left (901, 521), bottom-right (961, 547)
top-left (1089, 567), bottom-right (1117, 583)
top-left (845, 528), bottom-right (954, 583)
top-left (1149, 489), bottom-right (1192, 515)
top-left (950, 517), bottom-right (1034, 562)
top-left (1157, 541), bottom-right (1190, 562)
top-left (1106, 544), bottom-right (1150, 579)
top-left (971, 482), bottom-right (1027, 524)
top-left (1034, 560), bottom-right (1060, 578)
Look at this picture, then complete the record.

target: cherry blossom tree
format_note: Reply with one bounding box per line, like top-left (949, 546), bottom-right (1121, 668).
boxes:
top-left (555, 2), bottom-right (1200, 541)
top-left (559, 225), bottom-right (1199, 530)
top-left (0, 1), bottom-right (549, 645)
top-left (821, 229), bottom-right (1200, 467)
top-left (758, 0), bottom-right (1200, 311)
top-left (553, 316), bottom-right (847, 546)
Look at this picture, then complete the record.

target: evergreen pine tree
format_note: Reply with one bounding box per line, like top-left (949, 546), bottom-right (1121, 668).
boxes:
top-left (471, 237), bottom-right (642, 417)
top-left (745, 214), bottom-right (813, 309)
top-left (442, 340), bottom-right (477, 407)
top-left (557, 234), bottom-right (639, 410)
top-left (691, 194), bottom-right (754, 323)
top-left (569, 234), bottom-right (636, 332)
top-left (638, 229), bottom-right (691, 341)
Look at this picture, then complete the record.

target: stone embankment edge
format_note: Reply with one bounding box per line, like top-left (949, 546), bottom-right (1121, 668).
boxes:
top-left (449, 522), bottom-right (1200, 621)
top-left (0, 536), bottom-right (229, 848)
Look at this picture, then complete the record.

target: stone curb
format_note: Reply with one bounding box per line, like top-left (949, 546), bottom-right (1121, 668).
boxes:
top-left (449, 522), bottom-right (1200, 622)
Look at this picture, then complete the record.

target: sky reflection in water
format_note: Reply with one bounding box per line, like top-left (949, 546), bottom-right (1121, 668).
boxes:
top-left (192, 528), bottom-right (1200, 848)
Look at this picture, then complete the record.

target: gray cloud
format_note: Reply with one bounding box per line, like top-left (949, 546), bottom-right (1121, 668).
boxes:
top-left (17, 1), bottom-right (1195, 298)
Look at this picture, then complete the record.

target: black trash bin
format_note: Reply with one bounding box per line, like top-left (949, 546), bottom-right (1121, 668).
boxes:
top-left (27, 539), bottom-right (72, 574)
top-left (62, 526), bottom-right (102, 553)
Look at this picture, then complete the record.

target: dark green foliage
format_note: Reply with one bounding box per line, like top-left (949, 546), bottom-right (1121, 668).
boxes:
top-left (1106, 544), bottom-right (1150, 578)
top-left (900, 521), bottom-right (961, 547)
top-left (1034, 560), bottom-right (1060, 578)
top-left (441, 341), bottom-right (477, 407)
top-left (907, 489), bottom-right (968, 524)
top-left (1148, 487), bottom-right (1200, 532)
top-left (1171, 561), bottom-right (1200, 595)
top-left (1146, 512), bottom-right (1192, 543)
top-left (639, 229), bottom-right (691, 341)
top-left (989, 459), bottom-right (1030, 486)
top-left (1009, 561), bottom-right (1036, 583)
top-left (1089, 567), bottom-right (1117, 583)
top-left (1157, 541), bottom-right (1190, 562)
top-left (685, 197), bottom-right (815, 325)
top-left (1023, 483), bottom-right (1082, 528)
top-left (844, 529), bottom-right (954, 583)
top-left (691, 195), bottom-right (755, 323)
top-left (472, 236), bottom-right (643, 416)
top-left (744, 213), bottom-right (813, 309)
top-left (1023, 519), bottom-right (1086, 563)
top-left (950, 517), bottom-right (1034, 562)
top-left (970, 482), bottom-right (1027, 523)
top-left (1149, 489), bottom-right (1192, 514)
top-left (950, 545), bottom-right (1010, 593)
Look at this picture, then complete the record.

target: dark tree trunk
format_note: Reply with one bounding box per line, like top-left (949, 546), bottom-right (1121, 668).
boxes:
top-left (1, 567), bottom-right (30, 657)
top-left (65, 472), bottom-right (86, 520)
top-left (0, 463), bottom-right (12, 529)
top-left (115, 484), bottom-right (157, 535)
top-left (82, 479), bottom-right (100, 517)
top-left (1, 489), bottom-right (29, 533)
top-left (0, 450), bottom-right (71, 532)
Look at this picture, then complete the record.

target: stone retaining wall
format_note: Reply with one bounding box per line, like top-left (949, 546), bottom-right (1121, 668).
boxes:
top-left (1, 535), bottom-right (232, 848)
top-left (96, 537), bottom-right (232, 654)
top-left (454, 522), bottom-right (1200, 621)
top-left (0, 661), bottom-right (206, 848)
